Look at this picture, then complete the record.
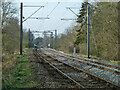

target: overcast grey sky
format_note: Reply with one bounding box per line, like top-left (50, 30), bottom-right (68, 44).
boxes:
top-left (14, 0), bottom-right (82, 38)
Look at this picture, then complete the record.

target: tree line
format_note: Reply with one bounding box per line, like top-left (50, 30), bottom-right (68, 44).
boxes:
top-left (56, 2), bottom-right (119, 61)
top-left (1, 1), bottom-right (33, 64)
top-left (1, 1), bottom-right (119, 61)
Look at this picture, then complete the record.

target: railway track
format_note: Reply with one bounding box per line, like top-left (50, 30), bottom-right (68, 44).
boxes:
top-left (40, 48), bottom-right (120, 87)
top-left (34, 50), bottom-right (82, 88)
top-left (36, 49), bottom-right (119, 88)
top-left (47, 48), bottom-right (120, 74)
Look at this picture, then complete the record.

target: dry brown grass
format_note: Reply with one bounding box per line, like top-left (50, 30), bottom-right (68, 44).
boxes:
top-left (2, 52), bottom-right (17, 70)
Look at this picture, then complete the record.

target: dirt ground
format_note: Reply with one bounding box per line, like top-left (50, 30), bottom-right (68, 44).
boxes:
top-left (27, 49), bottom-right (77, 88)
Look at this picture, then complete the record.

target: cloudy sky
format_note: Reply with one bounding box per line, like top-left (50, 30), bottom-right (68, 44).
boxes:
top-left (14, 0), bottom-right (83, 38)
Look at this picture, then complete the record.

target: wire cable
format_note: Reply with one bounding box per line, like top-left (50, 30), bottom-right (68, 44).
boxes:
top-left (47, 2), bottom-right (60, 17)
top-left (68, 8), bottom-right (78, 17)
top-left (23, 6), bottom-right (43, 22)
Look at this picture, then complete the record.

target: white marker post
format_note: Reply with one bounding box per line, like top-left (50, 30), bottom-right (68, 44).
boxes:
top-left (73, 47), bottom-right (76, 56)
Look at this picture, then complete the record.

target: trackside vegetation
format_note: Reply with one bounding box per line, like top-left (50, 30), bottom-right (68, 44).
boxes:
top-left (2, 49), bottom-right (38, 88)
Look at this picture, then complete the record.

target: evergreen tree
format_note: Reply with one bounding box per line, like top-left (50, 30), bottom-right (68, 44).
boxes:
top-left (74, 2), bottom-right (89, 45)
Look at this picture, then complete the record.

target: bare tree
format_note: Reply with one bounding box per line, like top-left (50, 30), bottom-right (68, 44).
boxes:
top-left (1, 1), bottom-right (17, 31)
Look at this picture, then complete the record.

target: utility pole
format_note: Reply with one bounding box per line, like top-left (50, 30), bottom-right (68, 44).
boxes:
top-left (55, 30), bottom-right (57, 50)
top-left (87, 4), bottom-right (90, 58)
top-left (20, 2), bottom-right (23, 55)
top-left (19, 4), bottom-right (45, 54)
top-left (28, 28), bottom-right (30, 48)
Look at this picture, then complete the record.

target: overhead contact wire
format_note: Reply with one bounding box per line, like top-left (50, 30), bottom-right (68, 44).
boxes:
top-left (23, 7), bottom-right (43, 22)
top-left (47, 2), bottom-right (60, 17)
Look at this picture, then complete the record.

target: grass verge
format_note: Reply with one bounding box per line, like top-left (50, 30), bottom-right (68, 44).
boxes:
top-left (2, 49), bottom-right (38, 89)
top-left (68, 53), bottom-right (119, 64)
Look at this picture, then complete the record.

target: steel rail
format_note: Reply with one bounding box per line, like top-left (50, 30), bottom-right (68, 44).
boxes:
top-left (52, 52), bottom-right (119, 74)
top-left (37, 49), bottom-right (119, 88)
top-left (47, 48), bottom-right (120, 74)
top-left (35, 51), bottom-right (85, 88)
top-left (41, 52), bottom-right (120, 88)
top-left (49, 48), bottom-right (120, 69)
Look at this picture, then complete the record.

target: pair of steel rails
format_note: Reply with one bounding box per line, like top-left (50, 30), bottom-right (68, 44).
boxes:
top-left (34, 49), bottom-right (119, 88)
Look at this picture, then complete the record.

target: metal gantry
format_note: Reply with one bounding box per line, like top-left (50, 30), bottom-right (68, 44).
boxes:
top-left (31, 30), bottom-right (57, 49)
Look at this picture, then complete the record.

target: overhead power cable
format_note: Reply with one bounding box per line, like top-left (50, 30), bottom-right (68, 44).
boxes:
top-left (47, 2), bottom-right (60, 17)
top-left (67, 8), bottom-right (78, 17)
top-left (23, 6), bottom-right (44, 22)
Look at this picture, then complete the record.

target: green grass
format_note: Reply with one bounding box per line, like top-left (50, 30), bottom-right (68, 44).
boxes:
top-left (67, 53), bottom-right (119, 64)
top-left (101, 60), bottom-right (119, 64)
top-left (2, 49), bottom-right (38, 89)
top-left (79, 54), bottom-right (119, 64)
